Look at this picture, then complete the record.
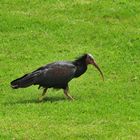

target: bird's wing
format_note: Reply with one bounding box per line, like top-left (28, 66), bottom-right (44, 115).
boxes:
top-left (33, 62), bottom-right (77, 85)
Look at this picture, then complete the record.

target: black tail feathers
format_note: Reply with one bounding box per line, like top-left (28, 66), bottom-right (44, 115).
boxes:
top-left (10, 73), bottom-right (35, 89)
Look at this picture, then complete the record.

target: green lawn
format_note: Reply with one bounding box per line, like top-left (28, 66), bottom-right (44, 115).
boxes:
top-left (0, 0), bottom-right (140, 139)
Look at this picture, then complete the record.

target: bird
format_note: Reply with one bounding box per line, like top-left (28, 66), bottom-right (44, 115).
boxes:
top-left (10, 53), bottom-right (104, 101)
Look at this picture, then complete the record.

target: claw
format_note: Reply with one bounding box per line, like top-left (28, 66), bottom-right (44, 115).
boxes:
top-left (38, 96), bottom-right (44, 102)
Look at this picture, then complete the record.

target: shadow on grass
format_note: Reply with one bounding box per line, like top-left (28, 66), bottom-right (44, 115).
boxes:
top-left (3, 96), bottom-right (66, 106)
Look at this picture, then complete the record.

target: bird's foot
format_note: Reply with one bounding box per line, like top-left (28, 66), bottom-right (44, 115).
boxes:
top-left (38, 96), bottom-right (45, 102)
top-left (67, 96), bottom-right (74, 101)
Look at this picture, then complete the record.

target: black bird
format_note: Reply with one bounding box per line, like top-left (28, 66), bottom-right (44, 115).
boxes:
top-left (11, 54), bottom-right (104, 101)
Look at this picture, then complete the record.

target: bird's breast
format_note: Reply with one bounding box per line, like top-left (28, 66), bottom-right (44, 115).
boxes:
top-left (74, 65), bottom-right (87, 77)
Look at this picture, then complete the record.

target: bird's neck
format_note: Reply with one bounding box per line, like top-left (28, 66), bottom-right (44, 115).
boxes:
top-left (73, 60), bottom-right (87, 78)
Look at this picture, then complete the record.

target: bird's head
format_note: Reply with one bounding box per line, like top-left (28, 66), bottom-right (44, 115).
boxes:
top-left (85, 54), bottom-right (104, 80)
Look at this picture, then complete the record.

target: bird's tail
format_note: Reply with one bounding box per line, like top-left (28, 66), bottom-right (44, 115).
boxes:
top-left (10, 73), bottom-right (36, 89)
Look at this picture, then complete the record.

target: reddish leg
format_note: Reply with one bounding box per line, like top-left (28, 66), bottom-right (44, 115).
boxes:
top-left (63, 86), bottom-right (74, 100)
top-left (39, 88), bottom-right (48, 101)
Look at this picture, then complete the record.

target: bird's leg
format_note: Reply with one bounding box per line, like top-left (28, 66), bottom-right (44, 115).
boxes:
top-left (39, 88), bottom-right (48, 101)
top-left (64, 86), bottom-right (74, 100)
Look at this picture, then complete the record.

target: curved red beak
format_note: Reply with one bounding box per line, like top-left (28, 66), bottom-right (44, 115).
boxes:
top-left (92, 60), bottom-right (104, 81)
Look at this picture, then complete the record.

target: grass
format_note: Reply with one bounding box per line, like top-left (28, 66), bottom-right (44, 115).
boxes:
top-left (0, 0), bottom-right (140, 139)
